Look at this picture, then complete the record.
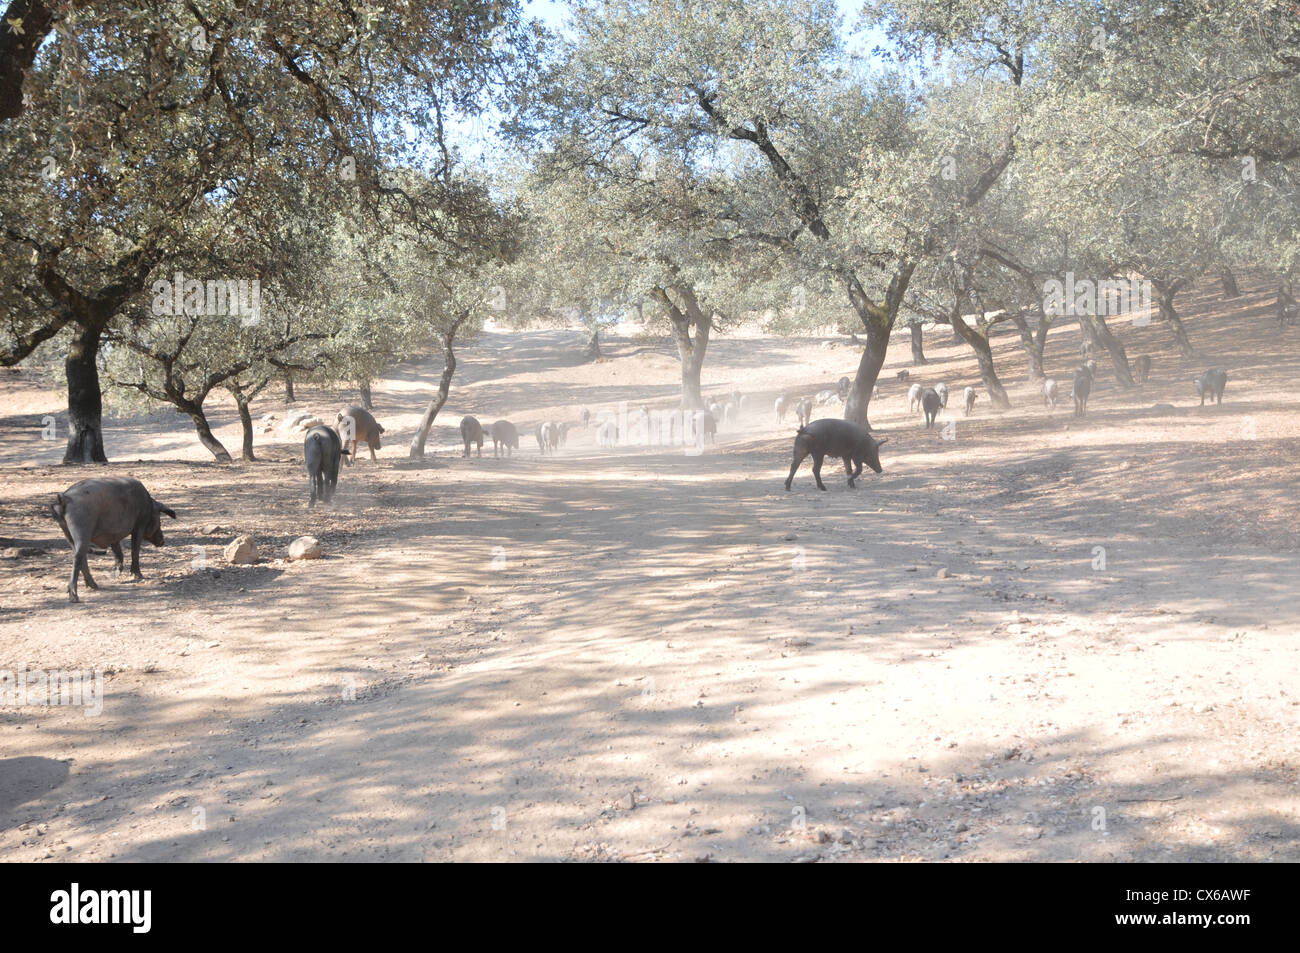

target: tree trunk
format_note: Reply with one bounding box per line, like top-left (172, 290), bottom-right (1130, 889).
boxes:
top-left (949, 307), bottom-right (1011, 408)
top-left (909, 321), bottom-right (927, 364)
top-left (1220, 267), bottom-right (1241, 299)
top-left (1034, 320), bottom-right (1051, 375)
top-left (842, 262), bottom-right (916, 429)
top-left (410, 318), bottom-right (465, 460)
top-left (843, 327), bottom-right (887, 429)
top-left (182, 401), bottom-right (232, 463)
top-left (1079, 313), bottom-right (1136, 386)
top-left (233, 389), bottom-right (256, 462)
top-left (584, 325), bottom-right (601, 360)
top-left (359, 380), bottom-right (373, 411)
top-left (657, 286), bottom-right (711, 410)
top-left (1155, 284), bottom-right (1194, 357)
top-left (670, 318), bottom-right (709, 409)
top-left (1008, 312), bottom-right (1047, 381)
top-left (284, 372), bottom-right (296, 403)
top-left (63, 322), bottom-right (108, 464)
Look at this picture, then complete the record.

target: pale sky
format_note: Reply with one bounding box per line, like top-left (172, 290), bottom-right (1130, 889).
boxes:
top-left (448, 1), bottom-right (891, 160)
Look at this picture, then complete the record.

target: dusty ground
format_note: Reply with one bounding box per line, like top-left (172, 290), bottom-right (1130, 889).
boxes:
top-left (1, 273), bottom-right (1297, 862)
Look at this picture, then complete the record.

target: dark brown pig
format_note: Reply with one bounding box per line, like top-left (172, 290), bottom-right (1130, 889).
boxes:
top-left (784, 419), bottom-right (887, 491)
top-left (49, 477), bottom-right (177, 603)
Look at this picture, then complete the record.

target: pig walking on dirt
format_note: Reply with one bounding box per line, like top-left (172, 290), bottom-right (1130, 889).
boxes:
top-left (695, 410), bottom-right (717, 443)
top-left (489, 420), bottom-right (520, 457)
top-left (1042, 378), bottom-right (1059, 409)
top-left (460, 416), bottom-right (484, 457)
top-left (907, 383), bottom-right (923, 414)
top-left (304, 425), bottom-right (347, 507)
top-left (921, 388), bottom-right (944, 428)
top-left (1195, 368), bottom-right (1228, 405)
top-left (963, 386), bottom-right (977, 416)
top-left (50, 477), bottom-right (177, 604)
top-left (1072, 367), bottom-right (1093, 417)
top-left (795, 397), bottom-right (814, 428)
top-left (1135, 355), bottom-right (1152, 385)
top-left (775, 394), bottom-right (792, 423)
top-left (784, 419), bottom-right (887, 491)
top-left (335, 405), bottom-right (384, 464)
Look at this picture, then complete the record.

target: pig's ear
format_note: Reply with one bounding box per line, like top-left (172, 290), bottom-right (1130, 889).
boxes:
top-left (158, 504), bottom-right (177, 520)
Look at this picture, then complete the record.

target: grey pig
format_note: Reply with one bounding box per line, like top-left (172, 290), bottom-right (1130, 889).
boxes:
top-left (305, 425), bottom-right (348, 507)
top-left (1195, 368), bottom-right (1228, 405)
top-left (921, 388), bottom-right (943, 428)
top-left (460, 416), bottom-right (484, 457)
top-left (1072, 367), bottom-right (1093, 417)
top-left (489, 419), bottom-right (519, 457)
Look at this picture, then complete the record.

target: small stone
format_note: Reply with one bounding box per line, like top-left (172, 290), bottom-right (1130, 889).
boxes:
top-left (288, 536), bottom-right (323, 561)
top-left (937, 568), bottom-right (951, 579)
top-left (223, 535), bottom-right (258, 565)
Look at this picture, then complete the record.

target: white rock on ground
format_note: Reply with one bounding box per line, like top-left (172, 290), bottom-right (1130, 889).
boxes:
top-left (288, 536), bottom-right (322, 560)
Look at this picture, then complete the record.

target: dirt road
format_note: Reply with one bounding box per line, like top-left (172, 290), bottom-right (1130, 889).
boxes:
top-left (2, 283), bottom-right (1298, 861)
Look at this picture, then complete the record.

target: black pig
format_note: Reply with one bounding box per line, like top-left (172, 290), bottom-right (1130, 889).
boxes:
top-left (784, 419), bottom-right (887, 491)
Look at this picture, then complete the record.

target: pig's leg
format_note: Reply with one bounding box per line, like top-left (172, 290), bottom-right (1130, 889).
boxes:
top-left (129, 529), bottom-right (143, 579)
top-left (784, 447), bottom-right (808, 490)
top-left (811, 452), bottom-right (828, 491)
top-left (68, 540), bottom-right (89, 603)
top-left (73, 537), bottom-right (98, 601)
top-left (845, 456), bottom-right (862, 488)
top-left (368, 441), bottom-right (377, 461)
top-left (111, 542), bottom-right (125, 574)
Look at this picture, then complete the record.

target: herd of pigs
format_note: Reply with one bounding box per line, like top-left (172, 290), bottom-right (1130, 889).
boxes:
top-left (42, 345), bottom-right (1232, 605)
